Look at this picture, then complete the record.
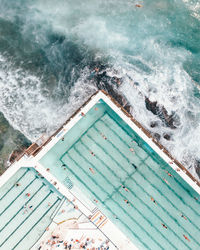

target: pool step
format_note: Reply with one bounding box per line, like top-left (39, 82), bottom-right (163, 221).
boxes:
top-left (51, 197), bottom-right (66, 219)
top-left (64, 176), bottom-right (74, 189)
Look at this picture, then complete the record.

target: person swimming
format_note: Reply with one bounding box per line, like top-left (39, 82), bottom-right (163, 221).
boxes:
top-left (164, 170), bottom-right (173, 177)
top-left (90, 151), bottom-right (95, 156)
top-left (163, 178), bottom-right (169, 185)
top-left (124, 199), bottom-right (130, 205)
top-left (183, 234), bottom-right (190, 242)
top-left (89, 168), bottom-right (95, 174)
top-left (181, 214), bottom-right (187, 220)
top-left (131, 163), bottom-right (137, 170)
top-left (161, 223), bottom-right (167, 229)
top-left (121, 185), bottom-right (129, 192)
top-left (151, 197), bottom-right (157, 205)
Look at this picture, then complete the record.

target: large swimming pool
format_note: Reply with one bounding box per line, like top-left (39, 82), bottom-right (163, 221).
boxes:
top-left (40, 99), bottom-right (200, 250)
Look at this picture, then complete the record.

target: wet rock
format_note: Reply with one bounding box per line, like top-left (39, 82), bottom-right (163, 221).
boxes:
top-left (90, 66), bottom-right (178, 129)
top-left (153, 133), bottom-right (161, 141)
top-left (145, 97), bottom-right (177, 129)
top-left (150, 121), bottom-right (158, 128)
top-left (0, 111), bottom-right (31, 175)
top-left (9, 149), bottom-right (24, 164)
top-left (163, 133), bottom-right (171, 141)
top-left (195, 160), bottom-right (200, 179)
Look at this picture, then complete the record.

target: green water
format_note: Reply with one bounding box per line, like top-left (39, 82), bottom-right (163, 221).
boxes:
top-left (0, 167), bottom-right (63, 250)
top-left (40, 100), bottom-right (200, 250)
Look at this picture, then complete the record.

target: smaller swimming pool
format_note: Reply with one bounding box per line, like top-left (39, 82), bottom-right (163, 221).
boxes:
top-left (0, 167), bottom-right (64, 250)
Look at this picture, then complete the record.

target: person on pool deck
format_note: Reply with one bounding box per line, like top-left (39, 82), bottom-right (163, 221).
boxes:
top-left (61, 137), bottom-right (64, 141)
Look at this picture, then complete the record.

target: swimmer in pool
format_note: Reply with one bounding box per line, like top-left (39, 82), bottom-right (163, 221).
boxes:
top-left (124, 199), bottom-right (130, 206)
top-left (161, 223), bottom-right (167, 229)
top-left (163, 178), bottom-right (169, 185)
top-left (164, 170), bottom-right (173, 177)
top-left (90, 151), bottom-right (95, 156)
top-left (150, 197), bottom-right (157, 205)
top-left (89, 168), bottom-right (95, 174)
top-left (121, 185), bottom-right (129, 192)
top-left (183, 234), bottom-right (190, 242)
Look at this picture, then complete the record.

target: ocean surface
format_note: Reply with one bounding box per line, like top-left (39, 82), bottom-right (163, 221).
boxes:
top-left (0, 0), bottom-right (200, 177)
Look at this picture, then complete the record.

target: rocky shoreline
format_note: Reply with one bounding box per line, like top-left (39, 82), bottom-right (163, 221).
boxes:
top-left (0, 112), bottom-right (31, 175)
top-left (1, 69), bottom-right (199, 180)
top-left (90, 65), bottom-right (200, 179)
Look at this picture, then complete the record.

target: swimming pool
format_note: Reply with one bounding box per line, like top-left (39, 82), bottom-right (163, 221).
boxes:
top-left (0, 167), bottom-right (64, 250)
top-left (40, 99), bottom-right (200, 250)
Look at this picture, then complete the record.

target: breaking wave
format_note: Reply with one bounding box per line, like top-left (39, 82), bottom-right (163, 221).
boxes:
top-left (0, 0), bottom-right (200, 177)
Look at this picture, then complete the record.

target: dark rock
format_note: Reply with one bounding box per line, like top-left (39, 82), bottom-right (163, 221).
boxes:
top-left (150, 121), bottom-right (158, 128)
top-left (195, 160), bottom-right (200, 179)
top-left (153, 133), bottom-right (161, 141)
top-left (163, 133), bottom-right (171, 141)
top-left (145, 97), bottom-right (177, 129)
top-left (90, 66), bottom-right (179, 129)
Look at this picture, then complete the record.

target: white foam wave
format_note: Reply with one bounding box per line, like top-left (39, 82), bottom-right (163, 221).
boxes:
top-left (0, 56), bottom-right (97, 141)
top-left (112, 45), bottom-right (200, 178)
top-left (0, 0), bottom-right (200, 179)
top-left (182, 0), bottom-right (200, 20)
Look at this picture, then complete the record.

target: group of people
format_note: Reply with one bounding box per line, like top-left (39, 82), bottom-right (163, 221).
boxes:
top-left (38, 235), bottom-right (110, 249)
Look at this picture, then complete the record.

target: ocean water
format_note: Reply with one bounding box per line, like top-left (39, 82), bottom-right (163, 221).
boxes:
top-left (0, 0), bottom-right (200, 177)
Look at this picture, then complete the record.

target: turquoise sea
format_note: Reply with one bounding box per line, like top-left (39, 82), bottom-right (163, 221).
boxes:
top-left (0, 0), bottom-right (200, 177)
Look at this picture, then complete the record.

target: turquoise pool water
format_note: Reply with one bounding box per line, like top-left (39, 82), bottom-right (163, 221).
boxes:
top-left (0, 167), bottom-right (64, 250)
top-left (40, 100), bottom-right (200, 250)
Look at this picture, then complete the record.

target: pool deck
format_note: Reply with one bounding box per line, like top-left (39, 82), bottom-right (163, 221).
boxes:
top-left (0, 90), bottom-right (200, 249)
